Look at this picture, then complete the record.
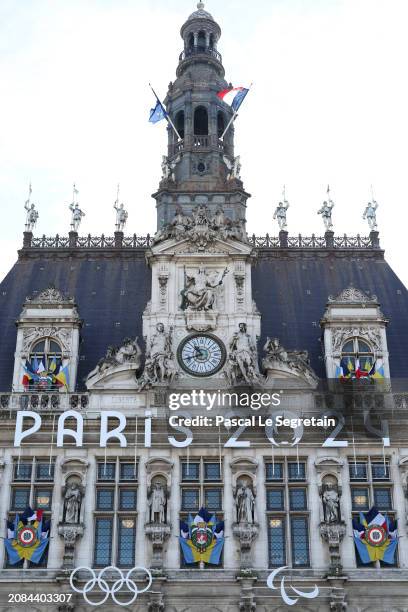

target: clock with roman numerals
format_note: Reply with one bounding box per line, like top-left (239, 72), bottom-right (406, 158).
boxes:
top-left (177, 333), bottom-right (226, 377)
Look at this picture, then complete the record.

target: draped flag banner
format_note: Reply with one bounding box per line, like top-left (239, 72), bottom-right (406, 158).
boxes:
top-left (217, 86), bottom-right (249, 112)
top-left (353, 506), bottom-right (398, 564)
top-left (179, 507), bottom-right (224, 565)
top-left (21, 358), bottom-right (68, 390)
top-left (336, 359), bottom-right (385, 381)
top-left (5, 507), bottom-right (50, 564)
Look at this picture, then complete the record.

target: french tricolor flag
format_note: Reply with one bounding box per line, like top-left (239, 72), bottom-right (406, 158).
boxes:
top-left (217, 86), bottom-right (249, 111)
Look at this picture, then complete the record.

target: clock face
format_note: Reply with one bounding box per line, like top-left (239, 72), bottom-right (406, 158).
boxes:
top-left (177, 334), bottom-right (226, 377)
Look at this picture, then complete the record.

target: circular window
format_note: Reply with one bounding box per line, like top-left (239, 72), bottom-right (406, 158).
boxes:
top-left (197, 162), bottom-right (206, 173)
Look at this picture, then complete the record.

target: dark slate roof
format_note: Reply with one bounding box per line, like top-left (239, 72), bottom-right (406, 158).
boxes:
top-left (253, 251), bottom-right (408, 378)
top-left (0, 252), bottom-right (151, 391)
top-left (0, 246), bottom-right (407, 390)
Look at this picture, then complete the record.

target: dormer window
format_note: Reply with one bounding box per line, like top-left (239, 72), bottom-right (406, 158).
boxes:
top-left (340, 338), bottom-right (374, 379)
top-left (30, 338), bottom-right (62, 373)
top-left (24, 338), bottom-right (63, 390)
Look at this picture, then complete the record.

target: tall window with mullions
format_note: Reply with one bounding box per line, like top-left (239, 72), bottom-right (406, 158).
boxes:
top-left (6, 458), bottom-right (54, 569)
top-left (265, 459), bottom-right (310, 568)
top-left (94, 459), bottom-right (138, 568)
top-left (179, 458), bottom-right (223, 568)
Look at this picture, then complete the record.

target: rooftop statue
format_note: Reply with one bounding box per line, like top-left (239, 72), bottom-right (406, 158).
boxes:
top-left (114, 186), bottom-right (128, 232)
top-left (363, 200), bottom-right (378, 231)
top-left (317, 186), bottom-right (334, 231)
top-left (24, 184), bottom-right (39, 232)
top-left (273, 200), bottom-right (290, 230)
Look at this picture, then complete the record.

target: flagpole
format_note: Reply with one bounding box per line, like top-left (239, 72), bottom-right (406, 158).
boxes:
top-left (220, 82), bottom-right (253, 141)
top-left (149, 82), bottom-right (182, 141)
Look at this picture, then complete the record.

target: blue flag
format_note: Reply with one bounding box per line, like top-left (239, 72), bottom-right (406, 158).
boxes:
top-left (149, 100), bottom-right (167, 124)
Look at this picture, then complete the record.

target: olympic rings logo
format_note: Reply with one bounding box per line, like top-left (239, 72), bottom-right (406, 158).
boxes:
top-left (69, 565), bottom-right (152, 607)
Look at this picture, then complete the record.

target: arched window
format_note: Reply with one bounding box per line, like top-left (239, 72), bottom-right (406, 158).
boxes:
top-left (340, 338), bottom-right (374, 378)
top-left (217, 111), bottom-right (225, 138)
top-left (197, 30), bottom-right (206, 51)
top-left (188, 32), bottom-right (194, 50)
top-left (209, 33), bottom-right (214, 49)
top-left (194, 106), bottom-right (208, 135)
top-left (28, 338), bottom-right (63, 389)
top-left (175, 110), bottom-right (185, 139)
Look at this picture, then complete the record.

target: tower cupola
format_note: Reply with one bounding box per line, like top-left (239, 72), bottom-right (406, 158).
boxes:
top-left (178, 2), bottom-right (223, 78)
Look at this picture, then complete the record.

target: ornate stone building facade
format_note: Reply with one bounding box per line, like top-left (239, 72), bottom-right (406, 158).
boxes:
top-left (0, 3), bottom-right (408, 611)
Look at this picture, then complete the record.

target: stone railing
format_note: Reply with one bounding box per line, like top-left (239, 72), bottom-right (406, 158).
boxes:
top-left (0, 392), bottom-right (89, 413)
top-left (22, 230), bottom-right (380, 250)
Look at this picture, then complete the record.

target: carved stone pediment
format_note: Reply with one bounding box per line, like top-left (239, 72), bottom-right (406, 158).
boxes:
top-left (328, 287), bottom-right (377, 303)
top-left (22, 326), bottom-right (72, 355)
top-left (26, 285), bottom-right (75, 305)
top-left (331, 326), bottom-right (381, 354)
top-left (86, 337), bottom-right (142, 389)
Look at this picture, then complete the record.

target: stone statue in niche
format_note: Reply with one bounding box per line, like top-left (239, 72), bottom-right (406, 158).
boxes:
top-left (181, 266), bottom-right (229, 311)
top-left (363, 200), bottom-right (379, 231)
top-left (226, 323), bottom-right (260, 385)
top-left (234, 481), bottom-right (255, 524)
top-left (147, 482), bottom-right (167, 524)
top-left (63, 480), bottom-right (82, 524)
top-left (322, 483), bottom-right (341, 524)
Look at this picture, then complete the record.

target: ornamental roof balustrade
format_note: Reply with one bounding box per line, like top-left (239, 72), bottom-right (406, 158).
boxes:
top-left (0, 392), bottom-right (89, 413)
top-left (22, 232), bottom-right (380, 250)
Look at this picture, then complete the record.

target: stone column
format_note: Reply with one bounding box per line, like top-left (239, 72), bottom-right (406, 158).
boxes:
top-left (69, 231), bottom-right (78, 248)
top-left (114, 231), bottom-right (124, 248)
top-left (135, 450), bottom-right (147, 566)
top-left (254, 457), bottom-right (268, 568)
top-left (369, 230), bottom-right (380, 248)
top-left (279, 230), bottom-right (288, 247)
top-left (325, 230), bottom-right (334, 248)
top-left (23, 231), bottom-right (32, 248)
top-left (223, 454), bottom-right (235, 568)
top-left (167, 451), bottom-right (180, 568)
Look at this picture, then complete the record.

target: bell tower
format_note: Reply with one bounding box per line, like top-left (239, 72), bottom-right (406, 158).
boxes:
top-left (153, 2), bottom-right (250, 229)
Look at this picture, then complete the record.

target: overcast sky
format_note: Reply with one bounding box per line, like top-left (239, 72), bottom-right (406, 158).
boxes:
top-left (1, 0), bottom-right (408, 286)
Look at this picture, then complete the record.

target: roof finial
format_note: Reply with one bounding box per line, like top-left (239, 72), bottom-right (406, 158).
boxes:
top-left (197, 1), bottom-right (205, 9)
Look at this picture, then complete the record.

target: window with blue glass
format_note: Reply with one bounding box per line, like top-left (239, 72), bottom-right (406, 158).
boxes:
top-left (290, 517), bottom-right (310, 566)
top-left (371, 462), bottom-right (390, 481)
top-left (349, 462), bottom-right (367, 481)
top-left (289, 488), bottom-right (307, 511)
top-left (96, 489), bottom-right (114, 510)
top-left (119, 489), bottom-right (137, 510)
top-left (204, 488), bottom-right (222, 511)
top-left (97, 462), bottom-right (116, 481)
top-left (11, 488), bottom-right (30, 510)
top-left (266, 488), bottom-right (285, 511)
top-left (204, 462), bottom-right (221, 481)
top-left (14, 463), bottom-right (32, 481)
top-left (268, 518), bottom-right (286, 566)
top-left (266, 462), bottom-right (284, 481)
top-left (182, 462), bottom-right (200, 481)
top-left (288, 462), bottom-right (306, 481)
top-left (94, 458), bottom-right (138, 568)
top-left (36, 463), bottom-right (55, 481)
top-left (120, 462), bottom-right (138, 481)
top-left (373, 487), bottom-right (392, 510)
top-left (181, 488), bottom-right (199, 511)
top-left (265, 458), bottom-right (310, 568)
top-left (117, 518), bottom-right (136, 567)
top-left (94, 518), bottom-right (113, 567)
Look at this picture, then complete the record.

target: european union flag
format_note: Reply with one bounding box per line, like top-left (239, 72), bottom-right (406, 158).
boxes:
top-left (149, 100), bottom-right (167, 124)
